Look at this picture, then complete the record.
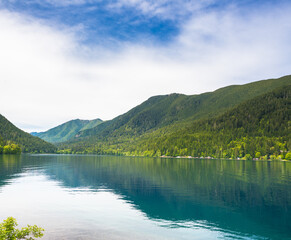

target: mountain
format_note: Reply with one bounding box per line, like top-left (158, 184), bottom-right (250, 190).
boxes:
top-left (76, 75), bottom-right (291, 139)
top-left (59, 75), bottom-right (291, 158)
top-left (32, 118), bottom-right (103, 143)
top-left (0, 114), bottom-right (56, 153)
top-left (60, 85), bottom-right (291, 158)
top-left (134, 85), bottom-right (291, 158)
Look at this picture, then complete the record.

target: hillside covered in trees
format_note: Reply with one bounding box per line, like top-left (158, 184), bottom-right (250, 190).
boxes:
top-left (130, 85), bottom-right (291, 159)
top-left (2, 75), bottom-right (290, 158)
top-left (74, 75), bottom-right (291, 139)
top-left (31, 118), bottom-right (103, 143)
top-left (58, 76), bottom-right (291, 159)
top-left (0, 114), bottom-right (56, 153)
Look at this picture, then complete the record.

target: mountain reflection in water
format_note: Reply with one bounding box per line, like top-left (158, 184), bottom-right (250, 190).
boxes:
top-left (0, 154), bottom-right (290, 240)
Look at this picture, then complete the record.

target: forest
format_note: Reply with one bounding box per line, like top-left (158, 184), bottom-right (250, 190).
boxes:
top-left (0, 114), bottom-right (56, 154)
top-left (0, 141), bottom-right (21, 154)
top-left (58, 85), bottom-right (291, 160)
top-left (1, 76), bottom-right (290, 159)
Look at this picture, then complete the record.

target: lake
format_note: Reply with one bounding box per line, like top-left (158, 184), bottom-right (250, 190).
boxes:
top-left (0, 154), bottom-right (290, 239)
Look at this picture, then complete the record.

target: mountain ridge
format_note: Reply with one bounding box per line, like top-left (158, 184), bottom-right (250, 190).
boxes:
top-left (74, 75), bottom-right (291, 140)
top-left (32, 118), bottom-right (103, 143)
top-left (57, 75), bottom-right (291, 159)
top-left (0, 114), bottom-right (56, 153)
top-left (59, 84), bottom-right (291, 159)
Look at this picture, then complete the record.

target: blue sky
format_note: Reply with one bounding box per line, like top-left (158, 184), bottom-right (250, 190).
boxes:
top-left (1, 0), bottom-right (286, 45)
top-left (0, 0), bottom-right (290, 131)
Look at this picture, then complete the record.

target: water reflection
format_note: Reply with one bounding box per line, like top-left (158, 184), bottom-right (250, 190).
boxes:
top-left (0, 154), bottom-right (290, 239)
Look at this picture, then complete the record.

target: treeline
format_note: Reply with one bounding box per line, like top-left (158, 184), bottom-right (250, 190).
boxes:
top-left (0, 114), bottom-right (57, 153)
top-left (58, 86), bottom-right (291, 160)
top-left (57, 136), bottom-right (291, 160)
top-left (0, 143), bottom-right (21, 154)
top-left (0, 137), bottom-right (21, 154)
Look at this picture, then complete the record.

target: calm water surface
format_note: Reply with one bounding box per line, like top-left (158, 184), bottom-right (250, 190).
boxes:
top-left (0, 154), bottom-right (290, 239)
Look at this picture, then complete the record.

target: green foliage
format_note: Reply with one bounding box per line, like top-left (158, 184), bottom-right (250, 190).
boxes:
top-left (270, 155), bottom-right (277, 161)
top-left (59, 84), bottom-right (291, 160)
top-left (245, 154), bottom-right (252, 160)
top-left (73, 75), bottom-right (291, 140)
top-left (33, 118), bottom-right (102, 143)
top-left (0, 115), bottom-right (56, 153)
top-left (255, 152), bottom-right (261, 159)
top-left (285, 152), bottom-right (291, 160)
top-left (1, 143), bottom-right (21, 154)
top-left (0, 217), bottom-right (44, 240)
top-left (262, 155), bottom-right (268, 160)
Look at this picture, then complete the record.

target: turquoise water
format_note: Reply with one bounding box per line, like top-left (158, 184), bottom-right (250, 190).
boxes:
top-left (0, 154), bottom-right (290, 239)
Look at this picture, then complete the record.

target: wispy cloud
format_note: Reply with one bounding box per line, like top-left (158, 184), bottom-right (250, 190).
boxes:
top-left (1, 0), bottom-right (214, 20)
top-left (0, 1), bottom-right (290, 132)
top-left (29, 0), bottom-right (101, 7)
top-left (107, 0), bottom-right (215, 20)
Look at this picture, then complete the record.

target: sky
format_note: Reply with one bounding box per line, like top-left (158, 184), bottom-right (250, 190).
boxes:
top-left (0, 0), bottom-right (291, 132)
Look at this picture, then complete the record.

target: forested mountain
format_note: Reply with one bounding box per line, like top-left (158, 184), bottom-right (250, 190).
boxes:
top-left (32, 118), bottom-right (102, 143)
top-left (2, 75), bottom-right (290, 156)
top-left (133, 85), bottom-right (291, 158)
top-left (75, 75), bottom-right (291, 140)
top-left (58, 75), bottom-right (291, 159)
top-left (0, 114), bottom-right (56, 153)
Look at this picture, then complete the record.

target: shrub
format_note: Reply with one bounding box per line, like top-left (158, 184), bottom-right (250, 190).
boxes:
top-left (0, 217), bottom-right (44, 240)
top-left (285, 152), bottom-right (291, 160)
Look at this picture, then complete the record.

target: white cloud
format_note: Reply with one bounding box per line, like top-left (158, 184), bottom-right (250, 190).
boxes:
top-left (107, 0), bottom-right (214, 19)
top-left (174, 5), bottom-right (291, 83)
top-left (0, 4), bottom-right (291, 132)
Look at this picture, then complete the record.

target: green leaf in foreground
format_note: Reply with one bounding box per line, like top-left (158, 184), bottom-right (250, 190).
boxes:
top-left (0, 217), bottom-right (44, 240)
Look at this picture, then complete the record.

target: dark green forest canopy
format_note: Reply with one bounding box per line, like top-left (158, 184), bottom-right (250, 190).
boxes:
top-left (135, 85), bottom-right (291, 158)
top-left (0, 115), bottom-right (56, 153)
top-left (58, 76), bottom-right (291, 159)
top-left (75, 75), bottom-right (291, 140)
top-left (1, 75), bottom-right (290, 156)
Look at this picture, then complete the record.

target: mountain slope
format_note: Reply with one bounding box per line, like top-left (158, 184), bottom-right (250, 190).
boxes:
top-left (33, 118), bottom-right (102, 143)
top-left (60, 85), bottom-right (291, 158)
top-left (58, 75), bottom-right (291, 157)
top-left (75, 75), bottom-right (291, 139)
top-left (135, 85), bottom-right (291, 158)
top-left (0, 114), bottom-right (56, 153)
